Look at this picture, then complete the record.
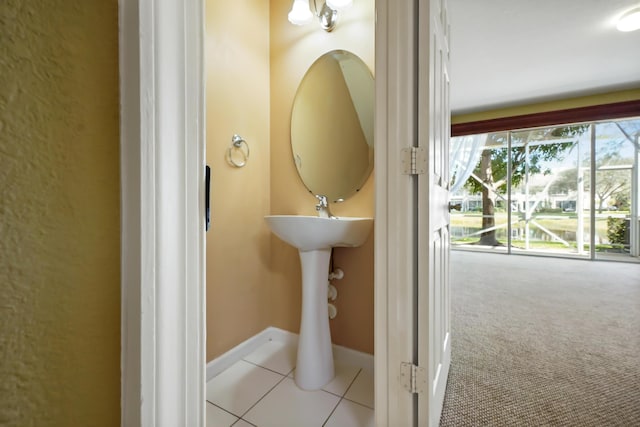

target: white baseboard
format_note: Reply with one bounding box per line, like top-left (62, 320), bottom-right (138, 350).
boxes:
top-left (206, 327), bottom-right (374, 380)
top-left (332, 342), bottom-right (375, 372)
top-left (206, 327), bottom-right (295, 380)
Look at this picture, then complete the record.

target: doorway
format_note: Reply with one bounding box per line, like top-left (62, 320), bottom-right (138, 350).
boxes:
top-left (119, 0), bottom-right (452, 425)
top-left (203, 0), bottom-right (376, 425)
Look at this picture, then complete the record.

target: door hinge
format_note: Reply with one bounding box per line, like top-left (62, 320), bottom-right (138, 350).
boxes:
top-left (401, 147), bottom-right (426, 175)
top-left (400, 362), bottom-right (427, 394)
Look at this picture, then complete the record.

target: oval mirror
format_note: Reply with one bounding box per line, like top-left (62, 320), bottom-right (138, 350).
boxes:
top-left (291, 50), bottom-right (374, 203)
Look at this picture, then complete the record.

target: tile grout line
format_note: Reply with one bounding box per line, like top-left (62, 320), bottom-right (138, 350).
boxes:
top-left (205, 401), bottom-right (244, 421)
top-left (342, 368), bottom-right (363, 399)
top-left (341, 396), bottom-right (375, 411)
top-left (241, 358), bottom-right (294, 377)
top-left (210, 341), bottom-right (375, 425)
top-left (322, 368), bottom-right (363, 427)
top-left (238, 370), bottom-right (290, 421)
top-left (206, 359), bottom-right (291, 422)
top-left (230, 417), bottom-right (257, 427)
top-left (209, 342), bottom-right (296, 425)
top-left (206, 360), bottom-right (288, 418)
top-left (341, 368), bottom-right (375, 409)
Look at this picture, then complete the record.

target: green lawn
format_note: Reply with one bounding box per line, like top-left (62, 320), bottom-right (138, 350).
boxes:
top-left (451, 211), bottom-right (628, 252)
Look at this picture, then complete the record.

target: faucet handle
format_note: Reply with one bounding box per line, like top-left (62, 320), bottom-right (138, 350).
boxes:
top-left (315, 194), bottom-right (328, 209)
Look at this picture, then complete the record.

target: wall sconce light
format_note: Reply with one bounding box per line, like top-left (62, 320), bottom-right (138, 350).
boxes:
top-left (617, 7), bottom-right (640, 32)
top-left (288, 0), bottom-right (353, 32)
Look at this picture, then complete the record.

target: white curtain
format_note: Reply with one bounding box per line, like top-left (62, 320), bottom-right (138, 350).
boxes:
top-left (450, 134), bottom-right (487, 194)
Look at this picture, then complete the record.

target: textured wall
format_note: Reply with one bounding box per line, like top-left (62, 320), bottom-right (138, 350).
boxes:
top-left (269, 0), bottom-right (375, 354)
top-left (0, 1), bottom-right (120, 425)
top-left (205, 0), bottom-right (273, 360)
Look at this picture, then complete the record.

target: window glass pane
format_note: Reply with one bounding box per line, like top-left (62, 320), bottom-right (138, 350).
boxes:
top-left (510, 124), bottom-right (589, 256)
top-left (594, 118), bottom-right (640, 261)
top-left (450, 131), bottom-right (509, 252)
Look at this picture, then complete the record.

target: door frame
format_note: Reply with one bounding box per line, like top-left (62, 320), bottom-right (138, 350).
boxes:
top-left (374, 0), bottom-right (418, 425)
top-left (119, 0), bottom-right (206, 425)
top-left (119, 0), bottom-right (440, 425)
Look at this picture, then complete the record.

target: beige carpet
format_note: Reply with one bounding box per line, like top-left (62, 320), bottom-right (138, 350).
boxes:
top-left (440, 251), bottom-right (640, 426)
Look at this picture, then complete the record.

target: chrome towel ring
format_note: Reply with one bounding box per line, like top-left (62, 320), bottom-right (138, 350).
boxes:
top-left (227, 134), bottom-right (250, 168)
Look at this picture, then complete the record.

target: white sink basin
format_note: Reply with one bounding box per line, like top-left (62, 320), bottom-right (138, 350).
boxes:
top-left (264, 214), bottom-right (373, 390)
top-left (264, 215), bottom-right (373, 252)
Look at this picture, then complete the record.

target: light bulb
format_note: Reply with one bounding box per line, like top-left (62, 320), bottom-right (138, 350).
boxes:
top-left (326, 0), bottom-right (352, 11)
top-left (288, 0), bottom-right (313, 25)
top-left (617, 7), bottom-right (640, 32)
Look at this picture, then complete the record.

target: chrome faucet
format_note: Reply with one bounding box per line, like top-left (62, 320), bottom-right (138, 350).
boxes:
top-left (315, 195), bottom-right (336, 218)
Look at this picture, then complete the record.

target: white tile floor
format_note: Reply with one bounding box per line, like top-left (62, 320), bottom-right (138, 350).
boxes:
top-left (206, 339), bottom-right (374, 427)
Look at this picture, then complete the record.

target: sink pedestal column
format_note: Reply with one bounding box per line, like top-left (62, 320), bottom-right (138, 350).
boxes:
top-left (295, 248), bottom-right (334, 390)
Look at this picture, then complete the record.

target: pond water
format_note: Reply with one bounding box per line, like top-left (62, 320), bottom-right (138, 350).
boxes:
top-left (451, 226), bottom-right (608, 245)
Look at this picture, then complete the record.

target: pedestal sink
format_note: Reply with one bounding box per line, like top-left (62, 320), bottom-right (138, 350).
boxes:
top-left (264, 215), bottom-right (373, 390)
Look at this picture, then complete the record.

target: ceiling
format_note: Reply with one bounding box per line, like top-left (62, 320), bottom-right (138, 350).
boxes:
top-left (448, 0), bottom-right (640, 115)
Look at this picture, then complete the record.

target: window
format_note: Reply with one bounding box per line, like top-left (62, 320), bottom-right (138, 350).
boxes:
top-left (450, 117), bottom-right (640, 261)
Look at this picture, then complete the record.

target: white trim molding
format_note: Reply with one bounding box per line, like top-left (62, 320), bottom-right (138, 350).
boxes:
top-left (206, 327), bottom-right (374, 381)
top-left (374, 0), bottom-right (418, 425)
top-left (206, 328), bottom-right (296, 381)
top-left (119, 0), bottom-right (206, 425)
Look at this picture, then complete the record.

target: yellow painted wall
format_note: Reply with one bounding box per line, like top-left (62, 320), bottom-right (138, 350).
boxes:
top-left (205, 0), bottom-right (375, 359)
top-left (205, 0), bottom-right (273, 360)
top-left (452, 88), bottom-right (640, 124)
top-left (0, 0), bottom-right (120, 425)
top-left (269, 0), bottom-right (375, 354)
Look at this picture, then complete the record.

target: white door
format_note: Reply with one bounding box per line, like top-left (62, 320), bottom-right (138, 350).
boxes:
top-left (418, 0), bottom-right (452, 425)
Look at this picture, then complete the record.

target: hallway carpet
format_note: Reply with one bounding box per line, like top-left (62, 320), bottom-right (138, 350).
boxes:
top-left (440, 251), bottom-right (640, 426)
